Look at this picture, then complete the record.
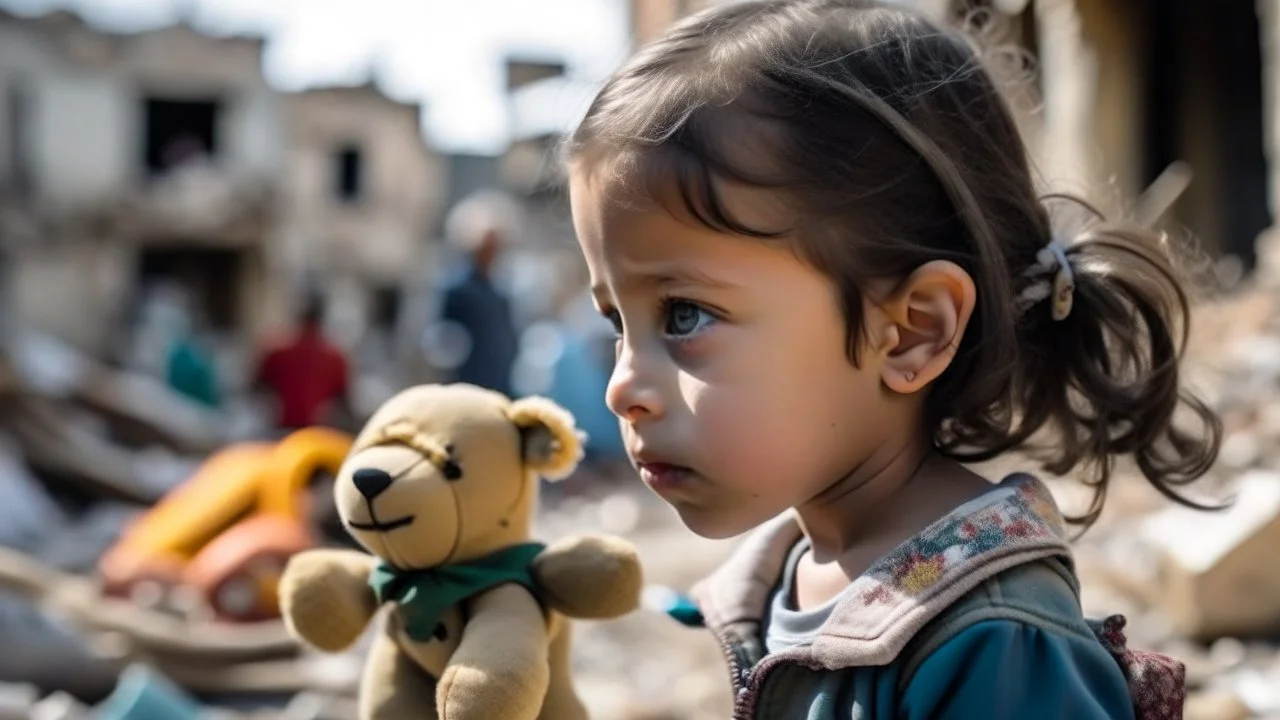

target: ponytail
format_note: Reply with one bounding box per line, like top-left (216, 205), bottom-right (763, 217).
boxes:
top-left (944, 205), bottom-right (1224, 529)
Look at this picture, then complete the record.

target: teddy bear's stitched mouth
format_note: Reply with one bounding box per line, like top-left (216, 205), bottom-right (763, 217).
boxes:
top-left (347, 515), bottom-right (415, 532)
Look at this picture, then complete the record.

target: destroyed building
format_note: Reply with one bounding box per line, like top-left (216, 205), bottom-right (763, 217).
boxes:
top-left (0, 9), bottom-right (447, 377)
top-left (0, 10), bottom-right (286, 355)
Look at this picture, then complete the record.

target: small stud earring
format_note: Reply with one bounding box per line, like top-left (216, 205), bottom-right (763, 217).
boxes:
top-left (904, 371), bottom-right (915, 382)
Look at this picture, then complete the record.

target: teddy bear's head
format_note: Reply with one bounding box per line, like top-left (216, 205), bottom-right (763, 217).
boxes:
top-left (332, 383), bottom-right (583, 570)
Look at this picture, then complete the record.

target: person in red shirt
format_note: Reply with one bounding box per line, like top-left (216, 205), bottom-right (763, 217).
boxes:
top-left (252, 295), bottom-right (356, 433)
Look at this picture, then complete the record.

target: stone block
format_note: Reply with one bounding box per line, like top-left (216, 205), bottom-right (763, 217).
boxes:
top-left (1141, 470), bottom-right (1280, 640)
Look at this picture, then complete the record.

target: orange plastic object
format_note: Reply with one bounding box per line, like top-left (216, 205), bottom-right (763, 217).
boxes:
top-left (184, 514), bottom-right (316, 622)
top-left (98, 427), bottom-right (353, 620)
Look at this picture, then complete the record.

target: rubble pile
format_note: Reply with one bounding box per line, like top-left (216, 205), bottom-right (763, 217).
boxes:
top-left (3, 239), bottom-right (1280, 718)
top-left (0, 331), bottom-right (366, 719)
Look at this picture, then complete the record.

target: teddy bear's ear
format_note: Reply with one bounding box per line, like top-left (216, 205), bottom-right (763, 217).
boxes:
top-left (507, 396), bottom-right (586, 481)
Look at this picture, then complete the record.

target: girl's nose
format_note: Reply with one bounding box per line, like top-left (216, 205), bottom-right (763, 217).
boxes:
top-left (606, 344), bottom-right (665, 423)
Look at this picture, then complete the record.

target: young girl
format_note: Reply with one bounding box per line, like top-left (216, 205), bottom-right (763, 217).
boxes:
top-left (565, 0), bottom-right (1221, 717)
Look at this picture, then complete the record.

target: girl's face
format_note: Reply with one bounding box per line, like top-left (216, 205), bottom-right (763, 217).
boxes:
top-left (571, 170), bottom-right (912, 539)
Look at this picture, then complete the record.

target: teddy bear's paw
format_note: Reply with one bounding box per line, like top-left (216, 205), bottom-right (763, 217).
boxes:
top-left (533, 534), bottom-right (644, 620)
top-left (278, 550), bottom-right (378, 652)
top-left (437, 663), bottom-right (546, 720)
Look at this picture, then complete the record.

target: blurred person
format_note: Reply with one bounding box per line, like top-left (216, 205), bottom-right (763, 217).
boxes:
top-left (427, 190), bottom-right (521, 396)
top-left (163, 298), bottom-right (222, 409)
top-left (128, 282), bottom-right (221, 407)
top-left (565, 1), bottom-right (1223, 717)
top-left (251, 293), bottom-right (356, 433)
top-left (127, 282), bottom-right (188, 378)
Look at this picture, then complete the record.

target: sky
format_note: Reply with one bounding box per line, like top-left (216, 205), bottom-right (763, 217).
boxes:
top-left (0, 0), bottom-right (633, 155)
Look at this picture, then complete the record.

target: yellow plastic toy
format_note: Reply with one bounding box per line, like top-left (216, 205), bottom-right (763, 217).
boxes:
top-left (98, 426), bottom-right (353, 622)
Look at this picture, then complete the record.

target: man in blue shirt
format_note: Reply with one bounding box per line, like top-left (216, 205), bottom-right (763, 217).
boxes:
top-left (434, 191), bottom-right (520, 397)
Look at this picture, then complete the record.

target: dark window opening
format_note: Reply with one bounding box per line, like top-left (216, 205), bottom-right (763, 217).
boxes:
top-left (136, 246), bottom-right (244, 331)
top-left (143, 97), bottom-right (220, 176)
top-left (371, 285), bottom-right (402, 331)
top-left (334, 145), bottom-right (364, 202)
top-left (1141, 0), bottom-right (1270, 275)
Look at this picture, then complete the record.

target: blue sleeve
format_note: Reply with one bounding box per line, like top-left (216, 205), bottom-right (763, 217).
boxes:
top-left (900, 620), bottom-right (1135, 720)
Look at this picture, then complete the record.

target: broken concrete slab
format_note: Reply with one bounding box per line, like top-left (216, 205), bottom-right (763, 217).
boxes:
top-left (28, 691), bottom-right (91, 720)
top-left (0, 394), bottom-right (174, 504)
top-left (1234, 660), bottom-right (1280, 717)
top-left (75, 368), bottom-right (225, 455)
top-left (0, 435), bottom-right (66, 554)
top-left (0, 682), bottom-right (37, 720)
top-left (1185, 690), bottom-right (1252, 720)
top-left (5, 330), bottom-right (90, 399)
top-left (3, 328), bottom-right (225, 455)
top-left (1140, 469), bottom-right (1280, 640)
top-left (35, 503), bottom-right (141, 574)
top-left (0, 593), bottom-right (121, 702)
top-left (0, 546), bottom-right (300, 664)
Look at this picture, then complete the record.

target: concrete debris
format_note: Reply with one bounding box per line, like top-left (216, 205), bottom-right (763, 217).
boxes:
top-left (1138, 470), bottom-right (1280, 640)
top-left (28, 692), bottom-right (91, 720)
top-left (1186, 690), bottom-right (1253, 720)
top-left (0, 683), bottom-right (39, 720)
top-left (0, 437), bottom-right (66, 554)
top-left (0, 593), bottom-right (121, 702)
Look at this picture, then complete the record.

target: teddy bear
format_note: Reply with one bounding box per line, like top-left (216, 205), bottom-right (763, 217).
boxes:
top-left (277, 383), bottom-right (644, 720)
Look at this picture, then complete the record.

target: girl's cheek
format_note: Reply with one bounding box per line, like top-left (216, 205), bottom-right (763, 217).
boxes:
top-left (695, 393), bottom-right (780, 472)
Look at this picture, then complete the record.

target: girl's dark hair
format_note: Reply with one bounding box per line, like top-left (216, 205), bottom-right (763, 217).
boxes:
top-left (566, 0), bottom-right (1222, 528)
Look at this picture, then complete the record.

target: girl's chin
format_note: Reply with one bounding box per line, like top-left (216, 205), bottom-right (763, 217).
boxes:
top-left (669, 503), bottom-right (760, 541)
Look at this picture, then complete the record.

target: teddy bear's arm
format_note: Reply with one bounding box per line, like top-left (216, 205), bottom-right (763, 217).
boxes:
top-left (532, 534), bottom-right (644, 620)
top-left (278, 548), bottom-right (380, 652)
top-left (436, 583), bottom-right (550, 720)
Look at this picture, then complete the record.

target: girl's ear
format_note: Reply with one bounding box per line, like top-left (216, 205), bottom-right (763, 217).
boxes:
top-left (877, 260), bottom-right (976, 393)
top-left (507, 396), bottom-right (587, 481)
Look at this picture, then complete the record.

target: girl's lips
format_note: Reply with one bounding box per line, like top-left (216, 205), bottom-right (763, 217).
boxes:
top-left (636, 462), bottom-right (693, 493)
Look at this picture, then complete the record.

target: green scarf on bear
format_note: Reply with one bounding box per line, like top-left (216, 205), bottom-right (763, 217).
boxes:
top-left (368, 542), bottom-right (546, 643)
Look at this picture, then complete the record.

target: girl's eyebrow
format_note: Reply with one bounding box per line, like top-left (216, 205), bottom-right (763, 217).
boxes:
top-left (593, 264), bottom-right (740, 297)
top-left (650, 267), bottom-right (740, 290)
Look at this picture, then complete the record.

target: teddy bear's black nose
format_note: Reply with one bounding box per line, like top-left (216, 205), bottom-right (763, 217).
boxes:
top-left (352, 467), bottom-right (394, 500)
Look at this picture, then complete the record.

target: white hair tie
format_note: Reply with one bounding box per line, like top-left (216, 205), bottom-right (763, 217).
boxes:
top-left (1017, 239), bottom-right (1075, 321)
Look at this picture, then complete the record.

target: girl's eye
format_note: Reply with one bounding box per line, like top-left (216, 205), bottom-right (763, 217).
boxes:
top-left (663, 300), bottom-right (715, 338)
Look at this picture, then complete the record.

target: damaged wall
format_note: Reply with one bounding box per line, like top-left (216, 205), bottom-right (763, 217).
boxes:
top-left (282, 85), bottom-right (443, 285)
top-left (0, 11), bottom-right (291, 354)
top-left (9, 244), bottom-right (131, 353)
top-left (0, 11), bottom-right (456, 358)
top-left (0, 13), bottom-right (283, 211)
top-left (281, 84), bottom-right (447, 366)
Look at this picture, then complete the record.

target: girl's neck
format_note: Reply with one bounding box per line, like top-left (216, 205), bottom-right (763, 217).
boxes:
top-left (794, 435), bottom-right (991, 571)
